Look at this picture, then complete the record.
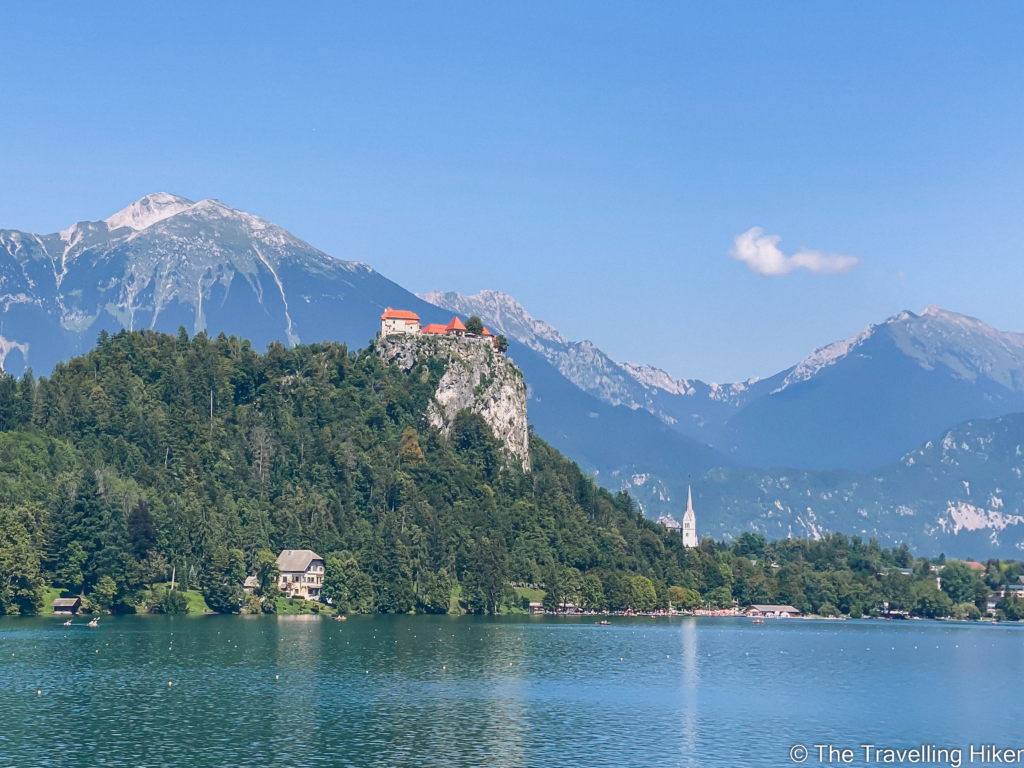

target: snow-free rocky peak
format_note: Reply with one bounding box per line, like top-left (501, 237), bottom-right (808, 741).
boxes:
top-left (421, 289), bottom-right (764, 423)
top-left (419, 289), bottom-right (567, 350)
top-left (104, 193), bottom-right (196, 232)
top-left (774, 306), bottom-right (1024, 394)
top-left (0, 192), bottom-right (389, 378)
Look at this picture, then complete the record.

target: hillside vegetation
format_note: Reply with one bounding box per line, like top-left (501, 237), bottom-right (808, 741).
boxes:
top-left (0, 329), bottom-right (1019, 620)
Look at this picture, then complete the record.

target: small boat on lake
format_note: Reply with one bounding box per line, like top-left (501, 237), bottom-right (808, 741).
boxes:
top-left (63, 619), bottom-right (73, 626)
top-left (87, 617), bottom-right (99, 628)
top-left (333, 615), bottom-right (347, 622)
top-left (752, 619), bottom-right (764, 625)
top-left (598, 620), bottom-right (611, 626)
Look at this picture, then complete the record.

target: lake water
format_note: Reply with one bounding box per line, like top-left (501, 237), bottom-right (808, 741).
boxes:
top-left (1, 615), bottom-right (1021, 767)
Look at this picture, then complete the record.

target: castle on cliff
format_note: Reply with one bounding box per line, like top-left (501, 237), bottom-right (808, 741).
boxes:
top-left (380, 308), bottom-right (501, 349)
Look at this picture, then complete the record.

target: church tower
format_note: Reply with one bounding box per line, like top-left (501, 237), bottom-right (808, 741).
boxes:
top-left (682, 485), bottom-right (698, 548)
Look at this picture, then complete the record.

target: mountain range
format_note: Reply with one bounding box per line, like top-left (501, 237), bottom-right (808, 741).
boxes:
top-left (700, 412), bottom-right (1024, 556)
top-left (5, 193), bottom-right (1024, 555)
top-left (422, 290), bottom-right (1024, 472)
top-left (0, 193), bottom-right (417, 366)
top-left (0, 193), bottom-right (723, 501)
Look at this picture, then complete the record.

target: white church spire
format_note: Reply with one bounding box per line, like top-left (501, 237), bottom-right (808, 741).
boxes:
top-left (682, 485), bottom-right (698, 548)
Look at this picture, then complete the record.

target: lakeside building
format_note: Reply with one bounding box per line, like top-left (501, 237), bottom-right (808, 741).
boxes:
top-left (745, 604), bottom-right (801, 618)
top-left (52, 597), bottom-right (81, 615)
top-left (277, 549), bottom-right (326, 600)
top-left (682, 486), bottom-right (698, 548)
top-left (987, 582), bottom-right (1024, 614)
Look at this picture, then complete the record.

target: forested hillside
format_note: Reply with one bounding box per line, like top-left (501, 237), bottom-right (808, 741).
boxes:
top-left (0, 329), bottom-right (1019, 621)
top-left (0, 329), bottom-right (713, 614)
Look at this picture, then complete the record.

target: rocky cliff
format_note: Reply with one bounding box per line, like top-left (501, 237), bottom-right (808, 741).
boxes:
top-left (376, 334), bottom-right (531, 472)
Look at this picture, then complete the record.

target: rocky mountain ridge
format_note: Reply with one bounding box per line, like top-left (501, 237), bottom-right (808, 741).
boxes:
top-left (0, 193), bottom-right (399, 375)
top-left (419, 289), bottom-right (764, 434)
top-left (422, 289), bottom-right (1024, 471)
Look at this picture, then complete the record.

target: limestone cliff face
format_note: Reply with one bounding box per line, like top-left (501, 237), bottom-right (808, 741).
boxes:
top-left (377, 335), bottom-right (531, 471)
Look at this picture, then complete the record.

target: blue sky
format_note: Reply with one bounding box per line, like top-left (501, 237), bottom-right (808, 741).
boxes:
top-left (2, 3), bottom-right (1022, 382)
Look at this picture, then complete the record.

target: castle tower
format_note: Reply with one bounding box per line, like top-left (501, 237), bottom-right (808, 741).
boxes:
top-left (682, 485), bottom-right (698, 548)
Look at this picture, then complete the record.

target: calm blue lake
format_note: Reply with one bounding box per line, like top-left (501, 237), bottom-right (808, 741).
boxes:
top-left (0, 615), bottom-right (1020, 767)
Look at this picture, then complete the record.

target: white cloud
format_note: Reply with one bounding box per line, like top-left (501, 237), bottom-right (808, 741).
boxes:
top-left (730, 227), bottom-right (859, 276)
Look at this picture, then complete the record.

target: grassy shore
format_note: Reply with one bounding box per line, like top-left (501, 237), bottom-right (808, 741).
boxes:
top-left (513, 586), bottom-right (546, 604)
top-left (39, 587), bottom-right (64, 614)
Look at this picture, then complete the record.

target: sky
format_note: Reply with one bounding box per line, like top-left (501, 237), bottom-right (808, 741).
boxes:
top-left (1, 3), bottom-right (1023, 382)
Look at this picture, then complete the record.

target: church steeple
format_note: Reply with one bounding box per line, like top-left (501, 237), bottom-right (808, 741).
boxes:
top-left (682, 484), bottom-right (698, 548)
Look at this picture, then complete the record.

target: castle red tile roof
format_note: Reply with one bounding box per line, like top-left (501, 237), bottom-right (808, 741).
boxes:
top-left (421, 323), bottom-right (448, 334)
top-left (481, 327), bottom-right (494, 337)
top-left (445, 317), bottom-right (466, 332)
top-left (380, 307), bottom-right (420, 321)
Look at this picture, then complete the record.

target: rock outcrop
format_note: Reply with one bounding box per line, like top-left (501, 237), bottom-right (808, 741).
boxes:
top-left (377, 335), bottom-right (530, 471)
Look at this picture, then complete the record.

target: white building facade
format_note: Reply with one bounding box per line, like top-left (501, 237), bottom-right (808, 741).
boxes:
top-left (380, 307), bottom-right (421, 336)
top-left (277, 549), bottom-right (326, 600)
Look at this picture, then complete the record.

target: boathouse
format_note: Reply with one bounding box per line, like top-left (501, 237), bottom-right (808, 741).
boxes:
top-left (53, 597), bottom-right (81, 615)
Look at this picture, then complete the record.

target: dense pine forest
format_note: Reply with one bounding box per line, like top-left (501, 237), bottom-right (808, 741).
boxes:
top-left (0, 328), bottom-right (1021, 620)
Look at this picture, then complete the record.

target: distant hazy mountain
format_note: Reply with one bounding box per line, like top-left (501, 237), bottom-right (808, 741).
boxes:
top-left (0, 194), bottom-right (726, 503)
top-left (421, 290), bottom-right (1024, 472)
top-left (721, 306), bottom-right (1024, 470)
top-left (696, 412), bottom-right (1024, 558)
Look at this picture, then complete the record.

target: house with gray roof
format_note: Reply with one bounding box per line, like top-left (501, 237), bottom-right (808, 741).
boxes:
top-left (52, 597), bottom-right (81, 615)
top-left (277, 550), bottom-right (325, 601)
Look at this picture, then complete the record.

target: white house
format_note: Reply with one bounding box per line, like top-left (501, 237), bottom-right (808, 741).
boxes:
top-left (277, 549), bottom-right (326, 600)
top-left (682, 486), bottom-right (698, 548)
top-left (380, 307), bottom-right (421, 336)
